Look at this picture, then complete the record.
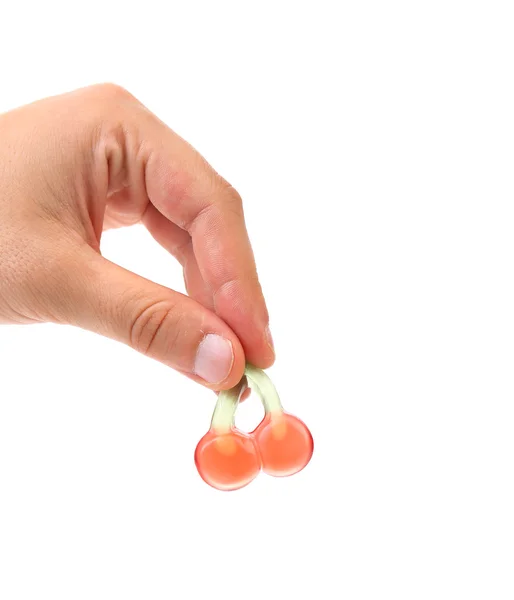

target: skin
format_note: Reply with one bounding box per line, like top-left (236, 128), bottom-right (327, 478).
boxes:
top-left (0, 84), bottom-right (274, 390)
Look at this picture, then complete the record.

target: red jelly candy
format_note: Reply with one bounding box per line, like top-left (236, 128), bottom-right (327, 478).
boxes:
top-left (253, 412), bottom-right (313, 477)
top-left (195, 429), bottom-right (261, 491)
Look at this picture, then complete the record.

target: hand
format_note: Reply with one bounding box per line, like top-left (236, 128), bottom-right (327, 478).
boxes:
top-left (0, 84), bottom-right (274, 389)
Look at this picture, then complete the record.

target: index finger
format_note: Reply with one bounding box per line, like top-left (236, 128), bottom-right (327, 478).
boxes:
top-left (110, 99), bottom-right (275, 368)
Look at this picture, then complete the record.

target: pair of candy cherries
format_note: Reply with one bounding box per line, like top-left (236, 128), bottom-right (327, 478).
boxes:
top-left (195, 364), bottom-right (314, 491)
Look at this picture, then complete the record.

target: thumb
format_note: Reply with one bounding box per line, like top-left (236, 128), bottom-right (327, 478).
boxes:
top-left (62, 250), bottom-right (245, 390)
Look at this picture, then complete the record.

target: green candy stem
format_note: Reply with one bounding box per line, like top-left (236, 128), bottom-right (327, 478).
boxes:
top-left (209, 364), bottom-right (284, 434)
top-left (210, 377), bottom-right (247, 434)
top-left (244, 364), bottom-right (284, 416)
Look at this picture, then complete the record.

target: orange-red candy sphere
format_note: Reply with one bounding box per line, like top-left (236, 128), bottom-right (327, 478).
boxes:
top-left (254, 413), bottom-right (313, 477)
top-left (195, 429), bottom-right (261, 491)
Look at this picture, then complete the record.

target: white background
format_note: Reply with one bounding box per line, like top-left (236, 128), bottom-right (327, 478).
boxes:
top-left (1, 1), bottom-right (514, 598)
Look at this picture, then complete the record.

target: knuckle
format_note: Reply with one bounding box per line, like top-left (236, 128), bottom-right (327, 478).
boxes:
top-left (93, 82), bottom-right (134, 104)
top-left (209, 178), bottom-right (244, 218)
top-left (223, 183), bottom-right (243, 211)
top-left (86, 84), bottom-right (141, 128)
top-left (129, 299), bottom-right (179, 356)
top-left (185, 180), bottom-right (244, 234)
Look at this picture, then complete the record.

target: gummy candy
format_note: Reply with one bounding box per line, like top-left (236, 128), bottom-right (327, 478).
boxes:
top-left (195, 429), bottom-right (261, 491)
top-left (195, 365), bottom-right (313, 491)
top-left (253, 412), bottom-right (313, 477)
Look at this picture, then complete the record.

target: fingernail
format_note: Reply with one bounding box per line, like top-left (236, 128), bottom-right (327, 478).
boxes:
top-left (194, 334), bottom-right (234, 384)
top-left (265, 325), bottom-right (275, 356)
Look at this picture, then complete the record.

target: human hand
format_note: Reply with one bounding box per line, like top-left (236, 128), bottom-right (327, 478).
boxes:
top-left (0, 84), bottom-right (274, 389)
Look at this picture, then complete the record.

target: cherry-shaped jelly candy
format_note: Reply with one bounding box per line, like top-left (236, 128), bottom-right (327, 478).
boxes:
top-left (244, 364), bottom-right (313, 478)
top-left (195, 429), bottom-right (260, 491)
top-left (253, 413), bottom-right (313, 477)
top-left (195, 380), bottom-right (260, 491)
top-left (194, 365), bottom-right (313, 490)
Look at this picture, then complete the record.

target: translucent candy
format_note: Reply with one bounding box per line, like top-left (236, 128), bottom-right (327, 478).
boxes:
top-left (253, 412), bottom-right (313, 477)
top-left (195, 429), bottom-right (260, 491)
top-left (194, 365), bottom-right (314, 491)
